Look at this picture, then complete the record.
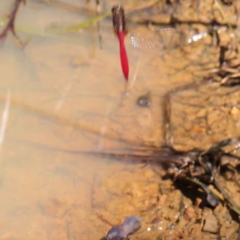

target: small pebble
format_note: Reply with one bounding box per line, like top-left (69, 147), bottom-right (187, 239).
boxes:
top-left (184, 206), bottom-right (196, 220)
top-left (106, 225), bottom-right (126, 240)
top-left (202, 214), bottom-right (219, 234)
top-left (105, 216), bottom-right (142, 240)
top-left (195, 197), bottom-right (202, 207)
top-left (122, 216), bottom-right (142, 235)
top-left (230, 106), bottom-right (239, 115)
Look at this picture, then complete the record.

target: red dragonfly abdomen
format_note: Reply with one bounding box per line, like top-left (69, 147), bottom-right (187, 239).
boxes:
top-left (117, 31), bottom-right (129, 81)
top-left (112, 5), bottom-right (129, 82)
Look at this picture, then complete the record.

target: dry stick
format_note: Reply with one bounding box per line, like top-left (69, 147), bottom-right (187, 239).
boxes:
top-left (0, 0), bottom-right (26, 48)
top-left (207, 139), bottom-right (240, 212)
top-left (213, 176), bottom-right (240, 215)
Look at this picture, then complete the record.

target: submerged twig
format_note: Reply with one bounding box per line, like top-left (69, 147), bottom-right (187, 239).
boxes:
top-left (213, 176), bottom-right (240, 215)
top-left (0, 0), bottom-right (27, 48)
top-left (186, 177), bottom-right (220, 207)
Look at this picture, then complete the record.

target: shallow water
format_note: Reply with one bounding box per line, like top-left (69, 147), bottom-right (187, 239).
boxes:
top-left (0, 0), bottom-right (239, 239)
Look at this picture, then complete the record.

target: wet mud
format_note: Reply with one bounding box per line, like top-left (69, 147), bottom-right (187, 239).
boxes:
top-left (0, 0), bottom-right (239, 239)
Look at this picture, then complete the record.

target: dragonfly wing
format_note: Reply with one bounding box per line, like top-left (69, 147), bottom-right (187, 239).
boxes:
top-left (130, 26), bottom-right (177, 50)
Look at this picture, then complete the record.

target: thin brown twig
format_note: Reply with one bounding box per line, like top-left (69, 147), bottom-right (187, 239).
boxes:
top-left (213, 176), bottom-right (240, 214)
top-left (0, 0), bottom-right (26, 48)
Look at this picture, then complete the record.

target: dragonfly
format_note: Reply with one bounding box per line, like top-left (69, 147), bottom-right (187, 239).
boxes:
top-left (45, 1), bottom-right (208, 81)
top-left (111, 4), bottom-right (178, 82)
top-left (110, 20), bottom-right (208, 81)
top-left (45, 0), bottom-right (176, 81)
